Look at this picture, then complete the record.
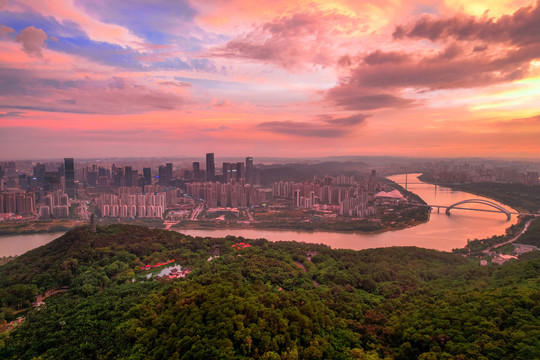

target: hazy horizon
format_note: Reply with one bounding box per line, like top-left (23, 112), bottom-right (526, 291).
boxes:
top-left (1, 0), bottom-right (540, 159)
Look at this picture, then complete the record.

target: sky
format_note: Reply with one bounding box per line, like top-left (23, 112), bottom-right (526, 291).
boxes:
top-left (1, 0), bottom-right (540, 160)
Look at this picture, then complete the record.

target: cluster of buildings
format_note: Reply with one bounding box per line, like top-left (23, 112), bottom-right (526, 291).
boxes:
top-left (423, 163), bottom-right (539, 185)
top-left (0, 159), bottom-right (76, 219)
top-left (190, 154), bottom-right (258, 184)
top-left (0, 192), bottom-right (36, 220)
top-left (185, 182), bottom-right (271, 208)
top-left (97, 186), bottom-right (187, 219)
top-left (39, 189), bottom-right (70, 219)
top-left (272, 174), bottom-right (382, 217)
top-left (0, 154), bottom-right (260, 220)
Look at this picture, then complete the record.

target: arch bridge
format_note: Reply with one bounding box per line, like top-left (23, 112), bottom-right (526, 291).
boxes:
top-left (445, 199), bottom-right (511, 221)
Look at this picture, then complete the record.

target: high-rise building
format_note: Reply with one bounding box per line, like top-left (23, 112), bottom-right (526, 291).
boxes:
top-left (206, 153), bottom-right (215, 182)
top-left (223, 162), bottom-right (232, 183)
top-left (236, 162), bottom-right (245, 181)
top-left (158, 163), bottom-right (173, 186)
top-left (143, 167), bottom-right (152, 186)
top-left (33, 163), bottom-right (46, 184)
top-left (192, 162), bottom-right (200, 180)
top-left (64, 158), bottom-right (75, 199)
top-left (245, 157), bottom-right (253, 184)
top-left (125, 166), bottom-right (133, 187)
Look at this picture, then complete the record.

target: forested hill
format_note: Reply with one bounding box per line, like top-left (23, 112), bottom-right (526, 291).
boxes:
top-left (1, 225), bottom-right (539, 359)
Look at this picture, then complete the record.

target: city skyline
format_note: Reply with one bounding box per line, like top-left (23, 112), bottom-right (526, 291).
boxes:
top-left (1, 0), bottom-right (540, 160)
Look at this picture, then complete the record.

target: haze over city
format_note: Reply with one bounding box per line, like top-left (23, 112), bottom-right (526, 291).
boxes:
top-left (0, 0), bottom-right (539, 160)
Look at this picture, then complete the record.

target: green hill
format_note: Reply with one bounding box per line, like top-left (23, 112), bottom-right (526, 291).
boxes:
top-left (1, 225), bottom-right (539, 359)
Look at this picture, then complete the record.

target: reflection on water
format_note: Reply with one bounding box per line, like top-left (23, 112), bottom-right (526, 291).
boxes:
top-left (146, 264), bottom-right (182, 278)
top-left (0, 174), bottom-right (518, 255)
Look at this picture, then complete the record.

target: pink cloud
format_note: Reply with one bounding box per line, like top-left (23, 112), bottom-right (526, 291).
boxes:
top-left (393, 1), bottom-right (540, 46)
top-left (16, 26), bottom-right (48, 59)
top-left (327, 1), bottom-right (540, 111)
top-left (211, 10), bottom-right (366, 69)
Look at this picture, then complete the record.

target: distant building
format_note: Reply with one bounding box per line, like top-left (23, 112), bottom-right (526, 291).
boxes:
top-left (158, 163), bottom-right (173, 186)
top-left (245, 157), bottom-right (253, 184)
top-left (223, 162), bottom-right (232, 183)
top-left (64, 158), bottom-right (75, 199)
top-left (192, 162), bottom-right (200, 180)
top-left (206, 153), bottom-right (215, 182)
top-left (143, 167), bottom-right (152, 186)
top-left (124, 166), bottom-right (132, 187)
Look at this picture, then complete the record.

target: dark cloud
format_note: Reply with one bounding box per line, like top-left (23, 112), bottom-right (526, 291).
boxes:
top-left (211, 11), bottom-right (364, 69)
top-left (0, 67), bottom-right (186, 115)
top-left (0, 111), bottom-right (25, 118)
top-left (363, 50), bottom-right (409, 65)
top-left (0, 104), bottom-right (95, 114)
top-left (257, 121), bottom-right (346, 137)
top-left (16, 26), bottom-right (47, 58)
top-left (327, 89), bottom-right (417, 110)
top-left (325, 114), bottom-right (370, 126)
top-left (257, 113), bottom-right (369, 138)
top-left (393, 1), bottom-right (540, 46)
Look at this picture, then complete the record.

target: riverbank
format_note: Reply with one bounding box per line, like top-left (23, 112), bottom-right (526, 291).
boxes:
top-left (0, 220), bottom-right (79, 236)
top-left (171, 212), bottom-right (429, 234)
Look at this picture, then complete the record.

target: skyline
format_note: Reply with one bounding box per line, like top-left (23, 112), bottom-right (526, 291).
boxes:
top-left (1, 0), bottom-right (540, 160)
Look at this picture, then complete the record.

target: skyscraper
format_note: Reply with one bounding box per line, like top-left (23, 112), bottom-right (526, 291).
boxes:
top-left (206, 153), bottom-right (215, 182)
top-left (192, 162), bottom-right (200, 180)
top-left (158, 163), bottom-right (173, 186)
top-left (143, 167), bottom-right (151, 185)
top-left (223, 162), bottom-right (232, 183)
top-left (64, 158), bottom-right (75, 199)
top-left (236, 162), bottom-right (245, 181)
top-left (125, 166), bottom-right (132, 187)
top-left (245, 157), bottom-right (253, 184)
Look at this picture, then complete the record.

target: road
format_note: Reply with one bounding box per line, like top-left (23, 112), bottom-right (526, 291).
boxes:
top-left (190, 203), bottom-right (204, 220)
top-left (483, 218), bottom-right (534, 255)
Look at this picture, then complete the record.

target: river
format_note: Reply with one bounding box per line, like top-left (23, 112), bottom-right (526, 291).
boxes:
top-left (0, 174), bottom-right (517, 256)
top-left (0, 232), bottom-right (67, 257)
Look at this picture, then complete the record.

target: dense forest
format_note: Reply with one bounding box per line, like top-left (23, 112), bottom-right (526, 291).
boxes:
top-left (1, 225), bottom-right (539, 359)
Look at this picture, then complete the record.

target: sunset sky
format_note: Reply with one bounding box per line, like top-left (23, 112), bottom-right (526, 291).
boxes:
top-left (1, 0), bottom-right (540, 160)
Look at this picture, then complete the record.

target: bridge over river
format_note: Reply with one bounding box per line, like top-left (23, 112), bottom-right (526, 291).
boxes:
top-left (413, 198), bottom-right (539, 221)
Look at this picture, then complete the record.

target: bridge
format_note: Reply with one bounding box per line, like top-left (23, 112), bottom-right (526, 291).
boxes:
top-left (443, 199), bottom-right (512, 221)
top-left (411, 198), bottom-right (537, 221)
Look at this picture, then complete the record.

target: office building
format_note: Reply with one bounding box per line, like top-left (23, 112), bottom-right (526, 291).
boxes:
top-left (143, 167), bottom-right (152, 186)
top-left (64, 158), bottom-right (75, 199)
top-left (125, 166), bottom-right (133, 187)
top-left (192, 162), bottom-right (200, 180)
top-left (245, 157), bottom-right (253, 184)
top-left (206, 153), bottom-right (215, 182)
